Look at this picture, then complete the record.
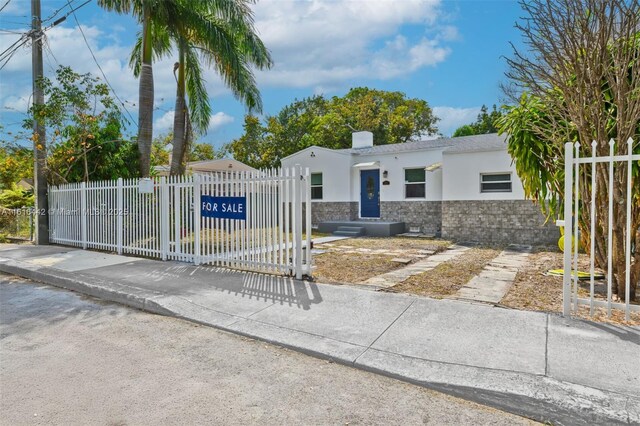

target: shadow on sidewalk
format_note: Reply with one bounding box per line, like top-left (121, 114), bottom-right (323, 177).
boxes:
top-left (136, 263), bottom-right (323, 311)
top-left (586, 320), bottom-right (640, 345)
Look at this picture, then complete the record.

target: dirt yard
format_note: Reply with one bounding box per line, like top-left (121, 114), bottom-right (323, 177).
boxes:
top-left (502, 250), bottom-right (640, 326)
top-left (312, 236), bottom-right (639, 326)
top-left (386, 247), bottom-right (501, 298)
top-left (312, 237), bottom-right (451, 284)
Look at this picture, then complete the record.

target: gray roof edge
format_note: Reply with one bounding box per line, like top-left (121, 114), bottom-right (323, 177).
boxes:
top-left (280, 145), bottom-right (352, 162)
top-left (443, 147), bottom-right (508, 155)
top-left (351, 144), bottom-right (452, 156)
top-left (283, 133), bottom-right (509, 159)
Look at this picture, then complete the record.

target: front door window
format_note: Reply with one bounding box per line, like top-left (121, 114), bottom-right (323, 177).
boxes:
top-left (367, 176), bottom-right (375, 199)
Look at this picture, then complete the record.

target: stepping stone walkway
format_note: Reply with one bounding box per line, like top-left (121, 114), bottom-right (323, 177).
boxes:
top-left (363, 245), bottom-right (471, 288)
top-left (454, 244), bottom-right (532, 304)
top-left (312, 236), bottom-right (350, 244)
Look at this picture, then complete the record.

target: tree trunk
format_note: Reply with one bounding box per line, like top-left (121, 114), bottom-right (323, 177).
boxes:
top-left (170, 45), bottom-right (187, 176)
top-left (137, 5), bottom-right (154, 178)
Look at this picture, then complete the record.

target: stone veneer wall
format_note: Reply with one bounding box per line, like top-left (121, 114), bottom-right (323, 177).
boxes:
top-left (309, 202), bottom-right (358, 224)
top-left (308, 200), bottom-right (558, 246)
top-left (309, 201), bottom-right (441, 235)
top-left (379, 201), bottom-right (442, 235)
top-left (441, 200), bottom-right (559, 246)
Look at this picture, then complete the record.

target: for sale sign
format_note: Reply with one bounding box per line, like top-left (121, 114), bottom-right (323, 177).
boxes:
top-left (201, 196), bottom-right (246, 220)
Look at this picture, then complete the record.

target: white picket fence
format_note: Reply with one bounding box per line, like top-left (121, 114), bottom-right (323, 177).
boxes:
top-left (48, 167), bottom-right (313, 278)
top-left (561, 138), bottom-right (639, 320)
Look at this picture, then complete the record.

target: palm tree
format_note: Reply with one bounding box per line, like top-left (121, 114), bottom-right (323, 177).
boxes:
top-left (98, 0), bottom-right (156, 177)
top-left (98, 0), bottom-right (271, 177)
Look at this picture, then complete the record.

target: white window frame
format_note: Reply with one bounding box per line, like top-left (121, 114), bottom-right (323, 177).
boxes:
top-left (480, 172), bottom-right (512, 193)
top-left (311, 172), bottom-right (323, 200)
top-left (404, 167), bottom-right (426, 199)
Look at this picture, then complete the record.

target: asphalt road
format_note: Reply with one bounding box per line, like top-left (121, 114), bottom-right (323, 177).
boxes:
top-left (0, 274), bottom-right (536, 425)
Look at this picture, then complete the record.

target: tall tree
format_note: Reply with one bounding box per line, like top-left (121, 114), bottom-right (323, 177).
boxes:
top-left (102, 0), bottom-right (271, 177)
top-left (0, 139), bottom-right (32, 190)
top-left (189, 142), bottom-right (226, 161)
top-left (501, 0), bottom-right (640, 301)
top-left (98, 0), bottom-right (159, 177)
top-left (25, 66), bottom-right (139, 184)
top-left (226, 88), bottom-right (439, 168)
top-left (452, 104), bottom-right (503, 137)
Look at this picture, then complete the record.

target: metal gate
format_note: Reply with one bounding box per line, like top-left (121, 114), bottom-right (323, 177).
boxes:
top-left (561, 139), bottom-right (639, 320)
top-left (48, 166), bottom-right (312, 278)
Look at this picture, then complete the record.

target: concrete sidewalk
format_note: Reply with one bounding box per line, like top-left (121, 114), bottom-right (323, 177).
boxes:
top-left (1, 244), bottom-right (638, 425)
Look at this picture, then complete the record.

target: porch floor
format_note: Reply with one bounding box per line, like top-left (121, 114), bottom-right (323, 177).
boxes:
top-left (317, 221), bottom-right (405, 237)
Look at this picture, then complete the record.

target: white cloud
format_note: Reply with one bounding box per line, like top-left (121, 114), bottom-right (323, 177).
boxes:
top-left (153, 110), bottom-right (174, 134)
top-left (153, 110), bottom-right (234, 135)
top-left (0, 0), bottom-right (24, 14)
top-left (1, 0), bottom-right (460, 133)
top-left (208, 112), bottom-right (234, 131)
top-left (2, 93), bottom-right (31, 113)
top-left (0, 24), bottom-right (230, 121)
top-left (432, 106), bottom-right (481, 136)
top-left (253, 0), bottom-right (454, 88)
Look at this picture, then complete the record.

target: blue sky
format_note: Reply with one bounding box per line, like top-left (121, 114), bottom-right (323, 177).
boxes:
top-left (0, 0), bottom-right (524, 150)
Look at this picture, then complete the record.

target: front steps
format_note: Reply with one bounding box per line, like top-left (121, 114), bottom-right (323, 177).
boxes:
top-left (318, 221), bottom-right (405, 237)
top-left (333, 226), bottom-right (366, 237)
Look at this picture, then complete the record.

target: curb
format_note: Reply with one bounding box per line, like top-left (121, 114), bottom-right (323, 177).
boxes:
top-left (1, 259), bottom-right (638, 426)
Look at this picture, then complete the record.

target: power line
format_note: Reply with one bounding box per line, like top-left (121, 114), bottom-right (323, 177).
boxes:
top-left (0, 33), bottom-right (27, 58)
top-left (43, 35), bottom-right (59, 72)
top-left (0, 0), bottom-right (91, 72)
top-left (0, 41), bottom-right (21, 69)
top-left (0, 0), bottom-right (12, 13)
top-left (65, 0), bottom-right (136, 126)
top-left (0, 34), bottom-right (29, 70)
top-left (42, 0), bottom-right (77, 23)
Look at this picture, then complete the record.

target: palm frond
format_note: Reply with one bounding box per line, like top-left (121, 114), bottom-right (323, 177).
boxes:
top-left (184, 44), bottom-right (212, 134)
top-left (129, 26), bottom-right (172, 77)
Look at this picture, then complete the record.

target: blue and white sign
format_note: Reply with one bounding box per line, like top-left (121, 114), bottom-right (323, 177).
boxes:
top-left (201, 196), bottom-right (246, 220)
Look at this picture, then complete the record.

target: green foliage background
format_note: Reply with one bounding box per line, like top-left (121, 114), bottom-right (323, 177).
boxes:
top-left (226, 87), bottom-right (439, 169)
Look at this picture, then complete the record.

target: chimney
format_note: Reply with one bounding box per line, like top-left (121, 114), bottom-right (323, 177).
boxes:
top-left (352, 131), bottom-right (373, 149)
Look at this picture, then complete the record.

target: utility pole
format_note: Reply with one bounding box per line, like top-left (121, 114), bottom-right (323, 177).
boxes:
top-left (31, 0), bottom-right (48, 244)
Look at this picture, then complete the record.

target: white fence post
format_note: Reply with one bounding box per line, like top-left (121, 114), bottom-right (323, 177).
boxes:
top-left (562, 142), bottom-right (573, 317)
top-left (81, 181), bottom-right (87, 250)
top-left (194, 174), bottom-right (201, 266)
top-left (294, 164), bottom-right (303, 279)
top-left (116, 178), bottom-right (123, 255)
top-left (606, 140), bottom-right (614, 317)
top-left (624, 138), bottom-right (633, 321)
top-left (304, 167), bottom-right (312, 276)
top-left (572, 143), bottom-right (581, 313)
top-left (160, 176), bottom-right (169, 261)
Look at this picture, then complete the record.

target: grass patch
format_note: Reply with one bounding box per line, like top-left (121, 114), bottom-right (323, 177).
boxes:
top-left (312, 237), bottom-right (453, 285)
top-left (327, 237), bottom-right (451, 252)
top-left (313, 252), bottom-right (403, 284)
top-left (387, 247), bottom-right (501, 298)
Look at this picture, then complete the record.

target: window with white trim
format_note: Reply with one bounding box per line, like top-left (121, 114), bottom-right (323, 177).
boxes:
top-left (404, 168), bottom-right (426, 198)
top-left (311, 173), bottom-right (323, 200)
top-left (480, 173), bottom-right (512, 192)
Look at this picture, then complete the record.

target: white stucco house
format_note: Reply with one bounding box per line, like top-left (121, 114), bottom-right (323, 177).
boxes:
top-left (281, 132), bottom-right (557, 245)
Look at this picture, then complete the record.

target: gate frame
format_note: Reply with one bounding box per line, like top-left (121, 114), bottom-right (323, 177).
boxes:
top-left (561, 139), bottom-right (639, 320)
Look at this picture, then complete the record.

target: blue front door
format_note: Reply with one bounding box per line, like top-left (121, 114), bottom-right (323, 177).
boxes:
top-left (360, 169), bottom-right (380, 218)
